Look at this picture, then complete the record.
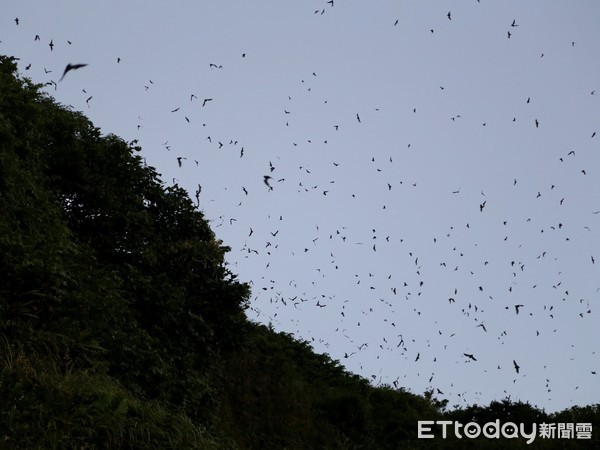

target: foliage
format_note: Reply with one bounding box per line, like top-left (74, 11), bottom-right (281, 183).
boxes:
top-left (0, 54), bottom-right (597, 448)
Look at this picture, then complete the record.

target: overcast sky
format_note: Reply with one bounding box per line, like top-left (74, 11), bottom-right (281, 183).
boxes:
top-left (3, 1), bottom-right (600, 413)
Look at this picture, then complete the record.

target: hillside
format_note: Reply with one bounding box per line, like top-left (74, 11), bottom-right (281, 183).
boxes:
top-left (0, 54), bottom-right (598, 449)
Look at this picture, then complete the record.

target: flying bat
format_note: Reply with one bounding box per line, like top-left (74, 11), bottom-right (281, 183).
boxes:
top-left (59, 63), bottom-right (88, 82)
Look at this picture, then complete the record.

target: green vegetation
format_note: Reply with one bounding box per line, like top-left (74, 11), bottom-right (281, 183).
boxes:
top-left (0, 54), bottom-right (598, 448)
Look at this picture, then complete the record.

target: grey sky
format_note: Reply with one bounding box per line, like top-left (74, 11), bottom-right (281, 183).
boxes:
top-left (3, 1), bottom-right (600, 413)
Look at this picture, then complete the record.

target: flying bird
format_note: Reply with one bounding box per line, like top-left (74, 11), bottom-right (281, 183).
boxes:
top-left (59, 63), bottom-right (88, 82)
top-left (464, 353), bottom-right (477, 361)
top-left (264, 175), bottom-right (273, 190)
top-left (513, 360), bottom-right (520, 374)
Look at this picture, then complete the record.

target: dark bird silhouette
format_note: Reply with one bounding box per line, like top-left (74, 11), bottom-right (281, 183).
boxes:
top-left (85, 96), bottom-right (92, 107)
top-left (515, 304), bottom-right (524, 314)
top-left (511, 19), bottom-right (518, 27)
top-left (59, 63), bottom-right (88, 82)
top-left (35, 35), bottom-right (40, 41)
top-left (464, 353), bottom-right (477, 361)
top-left (193, 185), bottom-right (201, 206)
top-left (202, 98), bottom-right (213, 107)
top-left (49, 40), bottom-right (54, 51)
top-left (15, 18), bottom-right (19, 26)
top-left (264, 175), bottom-right (273, 190)
top-left (513, 360), bottom-right (520, 374)
top-left (356, 113), bottom-right (361, 123)
top-left (415, 352), bottom-right (420, 362)
top-left (447, 11), bottom-right (452, 20)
